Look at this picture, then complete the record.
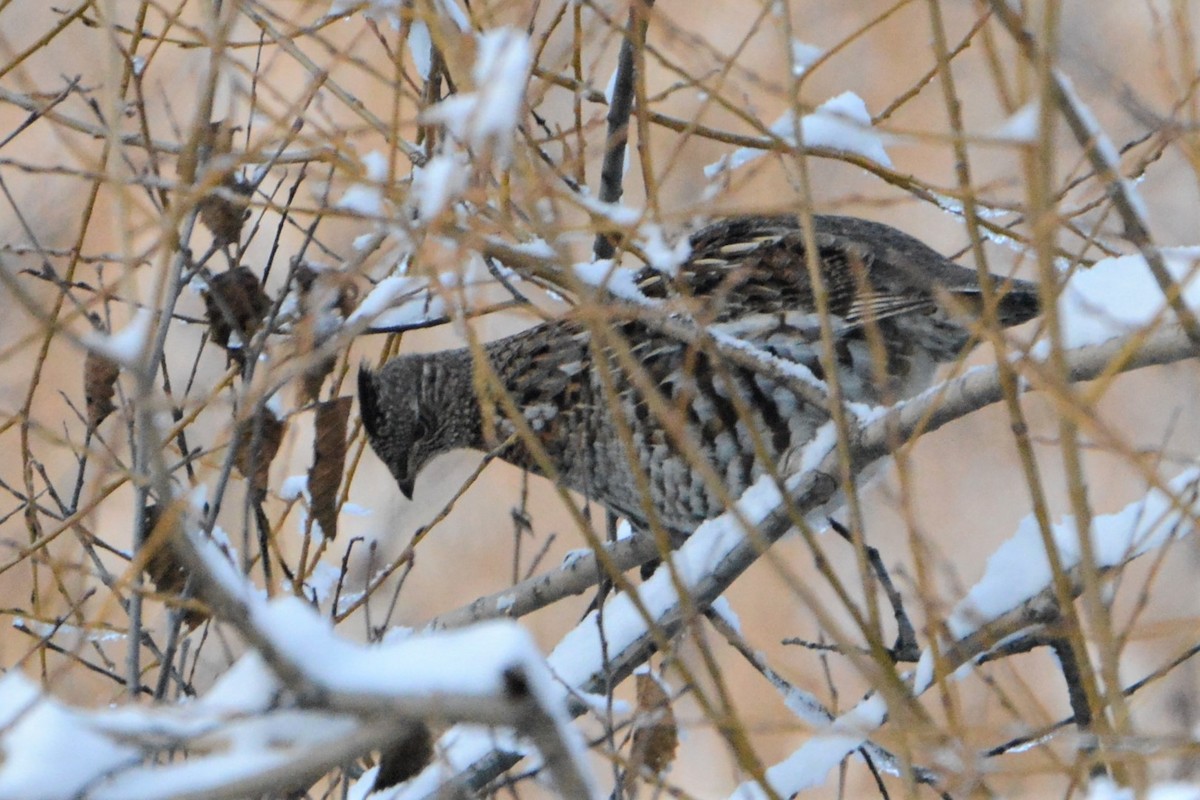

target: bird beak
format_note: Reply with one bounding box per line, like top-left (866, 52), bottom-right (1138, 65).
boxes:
top-left (398, 476), bottom-right (415, 501)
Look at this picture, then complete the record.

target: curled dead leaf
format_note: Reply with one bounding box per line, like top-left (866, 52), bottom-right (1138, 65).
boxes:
top-left (84, 348), bottom-right (120, 428)
top-left (141, 504), bottom-right (208, 628)
top-left (186, 120), bottom-right (250, 247)
top-left (309, 396), bottom-right (352, 539)
top-left (293, 264), bottom-right (359, 405)
top-left (199, 177), bottom-right (252, 248)
top-left (629, 671), bottom-right (678, 777)
top-left (373, 722), bottom-right (434, 792)
top-left (203, 266), bottom-right (272, 364)
top-left (233, 406), bottom-right (286, 499)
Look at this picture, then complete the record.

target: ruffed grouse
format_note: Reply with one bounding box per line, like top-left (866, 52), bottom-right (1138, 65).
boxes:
top-left (359, 214), bottom-right (1039, 540)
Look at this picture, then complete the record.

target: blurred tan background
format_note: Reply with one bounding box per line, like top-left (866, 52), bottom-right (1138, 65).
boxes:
top-left (3, 1), bottom-right (1200, 796)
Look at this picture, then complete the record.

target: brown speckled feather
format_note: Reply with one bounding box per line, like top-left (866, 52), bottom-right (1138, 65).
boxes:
top-left (360, 214), bottom-right (1041, 538)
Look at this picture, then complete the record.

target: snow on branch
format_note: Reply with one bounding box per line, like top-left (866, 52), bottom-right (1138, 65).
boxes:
top-left (1042, 248), bottom-right (1200, 354)
top-left (81, 309), bottom-right (155, 369)
top-left (1, 614), bottom-right (597, 799)
top-left (0, 506), bottom-right (600, 800)
top-left (421, 28), bottom-right (531, 158)
top-left (985, 0), bottom-right (1200, 349)
top-left (704, 91), bottom-right (892, 179)
top-left (347, 274), bottom-right (447, 331)
top-left (950, 468), bottom-right (1200, 640)
top-left (736, 463), bottom-right (1200, 799)
top-left (398, 316), bottom-right (1200, 797)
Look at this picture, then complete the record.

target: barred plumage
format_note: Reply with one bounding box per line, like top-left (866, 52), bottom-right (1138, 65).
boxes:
top-left (358, 214), bottom-right (1040, 539)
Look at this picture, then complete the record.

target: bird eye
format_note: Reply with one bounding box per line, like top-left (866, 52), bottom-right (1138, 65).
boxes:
top-left (412, 419), bottom-right (429, 441)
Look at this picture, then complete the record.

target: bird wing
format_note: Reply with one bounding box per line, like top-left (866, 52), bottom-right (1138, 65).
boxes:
top-left (640, 215), bottom-right (936, 331)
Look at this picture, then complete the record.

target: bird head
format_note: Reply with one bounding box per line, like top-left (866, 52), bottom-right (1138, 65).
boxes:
top-left (358, 358), bottom-right (453, 501)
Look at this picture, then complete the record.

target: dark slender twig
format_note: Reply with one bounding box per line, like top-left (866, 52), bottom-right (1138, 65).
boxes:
top-left (153, 609), bottom-right (186, 700)
top-left (826, 518), bottom-right (919, 661)
top-left (1049, 637), bottom-right (1109, 779)
top-left (13, 620), bottom-right (154, 696)
top-left (987, 639), bottom-right (1200, 759)
top-left (593, 0), bottom-right (655, 260)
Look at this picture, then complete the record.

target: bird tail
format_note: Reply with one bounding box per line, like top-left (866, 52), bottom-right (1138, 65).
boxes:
top-left (952, 280), bottom-right (1041, 328)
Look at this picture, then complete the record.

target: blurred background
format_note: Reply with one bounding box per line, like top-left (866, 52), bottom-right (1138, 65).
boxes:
top-left (3, 1), bottom-right (1200, 796)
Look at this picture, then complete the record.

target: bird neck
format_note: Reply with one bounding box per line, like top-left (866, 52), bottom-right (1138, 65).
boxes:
top-left (415, 348), bottom-right (487, 453)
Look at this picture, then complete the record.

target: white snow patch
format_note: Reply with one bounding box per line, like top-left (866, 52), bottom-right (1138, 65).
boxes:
top-left (637, 224), bottom-right (692, 277)
top-left (0, 671), bottom-right (140, 799)
top-left (574, 691), bottom-right (631, 716)
top-left (731, 693), bottom-right (888, 798)
top-left (572, 260), bottom-right (645, 302)
top-left (913, 648), bottom-right (936, 694)
top-left (304, 561), bottom-right (343, 603)
top-left (709, 596), bottom-right (742, 635)
top-left (993, 101), bottom-right (1040, 143)
top-left (576, 193), bottom-right (642, 227)
top-left (336, 183), bottom-right (381, 215)
top-left (509, 237), bottom-right (555, 260)
top-left (1088, 778), bottom-right (1200, 800)
top-left (927, 191), bottom-right (1010, 220)
top-left (83, 308), bottom-right (154, 367)
top-left (198, 652), bottom-right (280, 714)
top-left (705, 91), bottom-right (891, 178)
top-left (408, 19), bottom-right (432, 80)
top-left (789, 40), bottom-right (823, 76)
top-left (1033, 248), bottom-right (1200, 358)
top-left (781, 684), bottom-right (833, 727)
top-left (604, 65), bottom-right (619, 106)
top-left (949, 468), bottom-right (1200, 639)
top-left (280, 474), bottom-right (310, 502)
top-left (1056, 72), bottom-right (1150, 225)
top-left (330, 0), bottom-right (401, 28)
top-left (336, 150), bottom-right (389, 216)
top-left (362, 150), bottom-right (388, 181)
top-left (348, 275), bottom-right (424, 325)
top-left (372, 292), bottom-right (447, 329)
top-left (562, 548), bottom-right (591, 568)
top-left (433, 0), bottom-right (470, 31)
top-left (411, 150), bottom-right (469, 220)
top-left (421, 28), bottom-right (531, 157)
top-left (11, 617), bottom-right (125, 644)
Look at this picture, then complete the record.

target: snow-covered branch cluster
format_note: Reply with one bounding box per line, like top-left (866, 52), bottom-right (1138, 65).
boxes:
top-left (7, 1), bottom-right (1200, 799)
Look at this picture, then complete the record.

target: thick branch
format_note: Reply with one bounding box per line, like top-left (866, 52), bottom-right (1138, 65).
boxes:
top-left (423, 323), bottom-right (1197, 795)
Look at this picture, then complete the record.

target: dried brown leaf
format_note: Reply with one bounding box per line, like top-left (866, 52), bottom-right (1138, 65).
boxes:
top-left (234, 407), bottom-right (286, 498)
top-left (295, 263), bottom-right (360, 320)
top-left (373, 723), bottom-right (434, 792)
top-left (299, 359), bottom-right (335, 407)
top-left (199, 177), bottom-right (252, 248)
top-left (629, 671), bottom-right (678, 777)
top-left (203, 266), bottom-right (272, 361)
top-left (309, 396), bottom-right (352, 539)
top-left (294, 264), bottom-right (359, 405)
top-left (141, 504), bottom-right (208, 628)
top-left (84, 349), bottom-right (120, 428)
top-left (186, 120), bottom-right (250, 247)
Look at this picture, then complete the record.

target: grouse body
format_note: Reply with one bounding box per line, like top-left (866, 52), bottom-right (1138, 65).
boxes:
top-left (358, 214), bottom-right (1040, 538)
